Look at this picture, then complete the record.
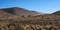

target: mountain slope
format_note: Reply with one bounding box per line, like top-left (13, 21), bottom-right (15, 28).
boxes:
top-left (0, 9), bottom-right (14, 18)
top-left (52, 10), bottom-right (60, 15)
top-left (0, 7), bottom-right (42, 18)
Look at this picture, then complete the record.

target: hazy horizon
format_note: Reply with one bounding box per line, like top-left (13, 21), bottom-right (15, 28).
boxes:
top-left (0, 0), bottom-right (60, 13)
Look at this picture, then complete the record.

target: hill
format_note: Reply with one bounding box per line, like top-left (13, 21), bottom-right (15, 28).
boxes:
top-left (0, 7), bottom-right (42, 18)
top-left (0, 7), bottom-right (60, 30)
top-left (52, 10), bottom-right (60, 15)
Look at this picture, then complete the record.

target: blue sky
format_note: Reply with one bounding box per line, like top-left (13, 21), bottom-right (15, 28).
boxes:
top-left (0, 0), bottom-right (60, 13)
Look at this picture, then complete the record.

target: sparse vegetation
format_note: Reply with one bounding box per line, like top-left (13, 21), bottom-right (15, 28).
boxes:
top-left (0, 7), bottom-right (60, 30)
top-left (0, 14), bottom-right (60, 30)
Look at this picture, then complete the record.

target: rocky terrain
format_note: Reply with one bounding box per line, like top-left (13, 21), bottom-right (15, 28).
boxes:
top-left (0, 7), bottom-right (60, 30)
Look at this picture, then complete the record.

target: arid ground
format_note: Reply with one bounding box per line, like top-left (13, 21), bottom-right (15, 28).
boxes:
top-left (0, 7), bottom-right (60, 30)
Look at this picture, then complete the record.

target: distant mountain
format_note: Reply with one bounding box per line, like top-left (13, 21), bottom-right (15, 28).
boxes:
top-left (0, 7), bottom-right (43, 18)
top-left (52, 10), bottom-right (60, 15)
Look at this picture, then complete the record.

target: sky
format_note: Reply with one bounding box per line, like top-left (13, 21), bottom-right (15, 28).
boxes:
top-left (0, 0), bottom-right (60, 13)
